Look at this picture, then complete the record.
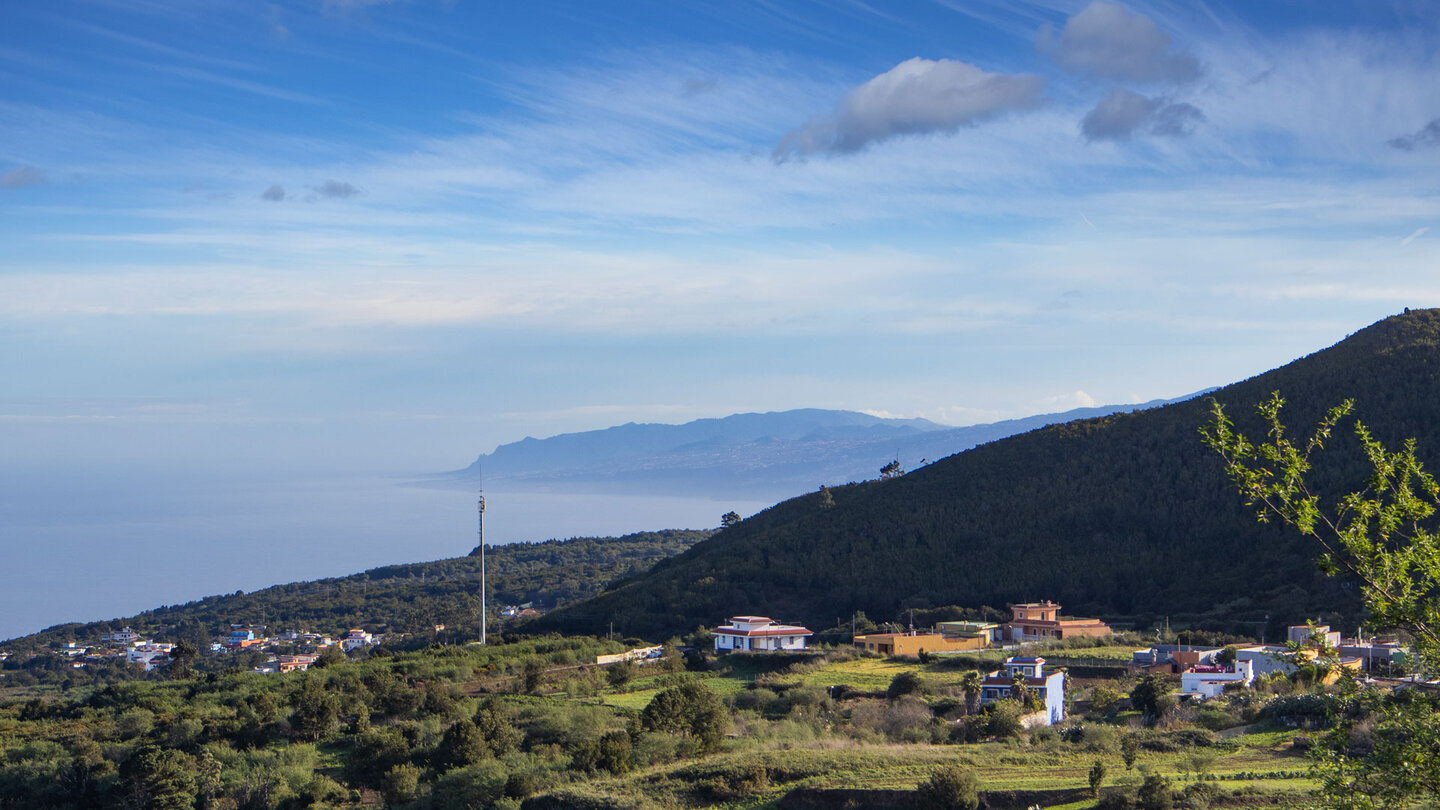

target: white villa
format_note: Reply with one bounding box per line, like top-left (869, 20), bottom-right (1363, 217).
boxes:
top-left (1180, 659), bottom-right (1255, 698)
top-left (712, 616), bottom-right (812, 653)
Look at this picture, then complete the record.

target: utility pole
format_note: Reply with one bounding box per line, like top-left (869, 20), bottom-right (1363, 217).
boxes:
top-left (478, 488), bottom-right (487, 645)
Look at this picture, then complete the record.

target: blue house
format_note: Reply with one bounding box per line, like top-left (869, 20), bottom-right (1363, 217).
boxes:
top-left (978, 656), bottom-right (1066, 725)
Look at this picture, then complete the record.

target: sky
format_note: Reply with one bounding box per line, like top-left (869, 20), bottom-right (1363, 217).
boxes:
top-left (4, 0), bottom-right (1440, 477)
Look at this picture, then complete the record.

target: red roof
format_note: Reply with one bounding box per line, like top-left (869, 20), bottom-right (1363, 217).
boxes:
top-left (714, 626), bottom-right (813, 637)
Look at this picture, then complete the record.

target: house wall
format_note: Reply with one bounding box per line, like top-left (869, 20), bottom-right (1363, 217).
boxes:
top-left (852, 633), bottom-right (985, 655)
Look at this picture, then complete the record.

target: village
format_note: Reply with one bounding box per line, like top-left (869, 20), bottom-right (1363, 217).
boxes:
top-left (693, 601), bottom-right (1418, 727)
top-left (9, 598), bottom-right (1418, 718)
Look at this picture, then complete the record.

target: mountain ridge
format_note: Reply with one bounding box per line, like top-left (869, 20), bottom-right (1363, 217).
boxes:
top-left (532, 310), bottom-right (1440, 641)
top-left (448, 400), bottom-right (1203, 500)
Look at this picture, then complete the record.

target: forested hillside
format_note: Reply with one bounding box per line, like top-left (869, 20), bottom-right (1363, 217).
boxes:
top-left (5, 531), bottom-right (709, 651)
top-left (537, 310), bottom-right (1440, 641)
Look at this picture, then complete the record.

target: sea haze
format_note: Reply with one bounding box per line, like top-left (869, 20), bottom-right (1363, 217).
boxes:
top-left (0, 464), bottom-right (764, 642)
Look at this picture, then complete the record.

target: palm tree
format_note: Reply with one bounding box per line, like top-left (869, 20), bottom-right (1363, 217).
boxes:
top-left (960, 670), bottom-right (983, 715)
top-left (1009, 671), bottom-right (1030, 706)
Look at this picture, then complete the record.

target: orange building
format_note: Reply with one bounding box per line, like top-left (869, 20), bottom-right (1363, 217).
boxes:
top-left (1004, 601), bottom-right (1111, 641)
top-left (853, 631), bottom-right (986, 656)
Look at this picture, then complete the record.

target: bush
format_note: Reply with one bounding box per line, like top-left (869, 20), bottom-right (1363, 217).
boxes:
top-left (915, 763), bottom-right (980, 810)
top-left (1137, 773), bottom-right (1173, 810)
top-left (380, 763), bottom-right (420, 806)
top-left (887, 671), bottom-right (925, 700)
top-left (985, 699), bottom-right (1026, 740)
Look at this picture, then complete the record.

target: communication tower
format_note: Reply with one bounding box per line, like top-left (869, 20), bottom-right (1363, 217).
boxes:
top-left (478, 486), bottom-right (487, 645)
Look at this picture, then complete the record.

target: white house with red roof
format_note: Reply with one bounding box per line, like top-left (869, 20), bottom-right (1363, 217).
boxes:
top-left (712, 616), bottom-right (812, 653)
top-left (978, 656), bottom-right (1066, 725)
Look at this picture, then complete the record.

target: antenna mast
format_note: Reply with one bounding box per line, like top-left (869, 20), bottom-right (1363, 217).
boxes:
top-left (478, 478), bottom-right (487, 645)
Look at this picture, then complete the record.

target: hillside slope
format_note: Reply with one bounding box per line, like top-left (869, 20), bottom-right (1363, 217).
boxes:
top-left (4, 531), bottom-right (709, 650)
top-left (535, 310), bottom-right (1440, 640)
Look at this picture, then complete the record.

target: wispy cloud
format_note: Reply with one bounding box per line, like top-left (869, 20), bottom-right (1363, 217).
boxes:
top-left (261, 184), bottom-right (286, 201)
top-left (0, 166), bottom-right (48, 188)
top-left (1389, 118), bottom-right (1440, 151)
top-left (1401, 226), bottom-right (1429, 246)
top-left (312, 179), bottom-right (360, 198)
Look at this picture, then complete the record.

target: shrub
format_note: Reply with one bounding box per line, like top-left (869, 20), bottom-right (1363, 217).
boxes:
top-left (985, 699), bottom-right (1026, 740)
top-left (1137, 773), bottom-right (1173, 810)
top-left (887, 671), bottom-right (925, 700)
top-left (380, 763), bottom-right (420, 806)
top-left (915, 763), bottom-right (980, 810)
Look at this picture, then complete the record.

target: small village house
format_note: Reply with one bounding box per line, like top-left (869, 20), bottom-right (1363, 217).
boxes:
top-left (1180, 659), bottom-right (1255, 698)
top-left (853, 630), bottom-right (986, 655)
top-left (979, 656), bottom-right (1066, 725)
top-left (1004, 601), bottom-right (1111, 642)
top-left (712, 616), bottom-right (812, 652)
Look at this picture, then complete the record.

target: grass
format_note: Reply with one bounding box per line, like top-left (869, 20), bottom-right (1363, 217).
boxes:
top-left (573, 652), bottom-right (1318, 808)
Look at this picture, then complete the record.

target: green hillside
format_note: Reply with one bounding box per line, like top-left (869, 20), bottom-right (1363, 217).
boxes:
top-left (5, 531), bottom-right (710, 652)
top-left (536, 310), bottom-right (1440, 640)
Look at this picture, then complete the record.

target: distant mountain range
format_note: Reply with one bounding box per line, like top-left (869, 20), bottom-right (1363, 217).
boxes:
top-left (448, 400), bottom-right (1203, 500)
top-left (534, 310), bottom-right (1440, 641)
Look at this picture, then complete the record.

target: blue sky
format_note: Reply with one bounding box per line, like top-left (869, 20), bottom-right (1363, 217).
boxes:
top-left (4, 0), bottom-right (1440, 474)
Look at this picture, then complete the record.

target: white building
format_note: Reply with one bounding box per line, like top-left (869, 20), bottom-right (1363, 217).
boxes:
top-left (340, 629), bottom-right (376, 652)
top-left (1180, 659), bottom-right (1254, 698)
top-left (712, 616), bottom-right (812, 652)
top-left (126, 642), bottom-right (175, 671)
top-left (102, 627), bottom-right (139, 645)
top-left (979, 656), bottom-right (1066, 725)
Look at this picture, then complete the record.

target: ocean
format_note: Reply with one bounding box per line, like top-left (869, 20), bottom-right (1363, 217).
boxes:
top-left (0, 466), bottom-right (769, 641)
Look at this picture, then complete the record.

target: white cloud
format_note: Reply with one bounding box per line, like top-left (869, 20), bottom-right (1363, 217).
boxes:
top-left (774, 57), bottom-right (1044, 158)
top-left (1044, 0), bottom-right (1201, 83)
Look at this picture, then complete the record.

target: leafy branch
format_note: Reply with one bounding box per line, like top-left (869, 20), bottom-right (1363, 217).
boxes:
top-left (1201, 392), bottom-right (1440, 672)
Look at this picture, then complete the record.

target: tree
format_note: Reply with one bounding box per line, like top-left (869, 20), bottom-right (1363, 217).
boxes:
top-left (474, 698), bottom-right (523, 757)
top-left (166, 641), bottom-right (197, 680)
top-left (818, 486), bottom-right (835, 509)
top-left (606, 659), bottom-right (636, 689)
top-left (1136, 773), bottom-right (1172, 810)
top-left (522, 659), bottom-right (544, 694)
top-left (1204, 392), bottom-right (1440, 809)
top-left (887, 670), bottom-right (924, 700)
top-left (119, 746), bottom-right (197, 810)
top-left (381, 764), bottom-right (420, 806)
top-left (640, 680), bottom-right (728, 752)
top-left (571, 730), bottom-right (633, 775)
top-left (1120, 732), bottom-right (1140, 770)
top-left (959, 670), bottom-right (983, 715)
top-left (720, 511), bottom-right (741, 528)
top-left (1215, 645), bottom-right (1238, 668)
top-left (915, 764), bottom-right (980, 810)
top-left (1201, 393), bottom-right (1440, 672)
top-left (290, 676), bottom-right (340, 741)
top-left (880, 460), bottom-right (903, 479)
top-left (1089, 760), bottom-right (1108, 800)
top-left (1129, 674), bottom-right (1174, 722)
top-left (434, 719), bottom-right (488, 772)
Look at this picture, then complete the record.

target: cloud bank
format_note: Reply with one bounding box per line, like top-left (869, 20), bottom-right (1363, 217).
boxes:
top-left (1081, 88), bottom-right (1203, 140)
top-left (774, 57), bottom-right (1044, 159)
top-left (1045, 1), bottom-right (1200, 84)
